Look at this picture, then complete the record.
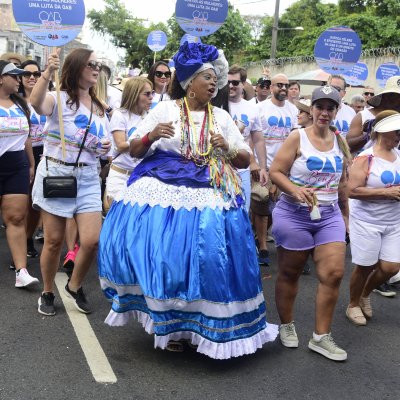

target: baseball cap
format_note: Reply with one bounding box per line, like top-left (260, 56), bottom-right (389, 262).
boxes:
top-left (257, 77), bottom-right (271, 87)
top-left (311, 85), bottom-right (341, 106)
top-left (374, 112), bottom-right (400, 133)
top-left (0, 62), bottom-right (25, 76)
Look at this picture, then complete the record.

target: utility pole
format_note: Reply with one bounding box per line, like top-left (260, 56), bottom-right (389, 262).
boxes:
top-left (270, 0), bottom-right (280, 60)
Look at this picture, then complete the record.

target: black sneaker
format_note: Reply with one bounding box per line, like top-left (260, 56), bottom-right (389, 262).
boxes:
top-left (34, 228), bottom-right (44, 242)
top-left (27, 238), bottom-right (39, 258)
top-left (64, 283), bottom-right (91, 314)
top-left (258, 249), bottom-right (270, 266)
top-left (38, 292), bottom-right (56, 316)
top-left (302, 263), bottom-right (311, 275)
top-left (9, 263), bottom-right (16, 271)
top-left (373, 282), bottom-right (396, 298)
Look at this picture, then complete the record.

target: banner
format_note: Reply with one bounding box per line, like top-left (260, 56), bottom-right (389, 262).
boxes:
top-left (376, 63), bottom-right (400, 88)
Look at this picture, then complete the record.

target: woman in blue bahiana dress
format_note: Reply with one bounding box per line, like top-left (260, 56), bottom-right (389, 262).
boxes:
top-left (98, 42), bottom-right (278, 359)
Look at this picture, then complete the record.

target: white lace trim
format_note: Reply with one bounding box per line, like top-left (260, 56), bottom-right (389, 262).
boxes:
top-left (115, 176), bottom-right (235, 211)
top-left (104, 309), bottom-right (278, 360)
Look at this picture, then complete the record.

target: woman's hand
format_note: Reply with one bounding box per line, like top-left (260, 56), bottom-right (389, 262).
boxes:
top-left (385, 186), bottom-right (400, 201)
top-left (209, 129), bottom-right (229, 152)
top-left (98, 139), bottom-right (111, 155)
top-left (148, 122), bottom-right (175, 141)
top-left (47, 49), bottom-right (60, 74)
top-left (290, 186), bottom-right (314, 207)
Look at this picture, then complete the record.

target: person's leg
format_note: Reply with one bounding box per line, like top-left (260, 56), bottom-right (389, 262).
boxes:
top-left (40, 210), bottom-right (66, 293)
top-left (275, 247), bottom-right (310, 323)
top-left (348, 265), bottom-right (375, 307)
top-left (2, 194), bottom-right (29, 269)
top-left (65, 217), bottom-right (78, 252)
top-left (313, 242), bottom-right (346, 334)
top-left (68, 211), bottom-right (102, 291)
top-left (363, 260), bottom-right (400, 297)
top-left (26, 196), bottom-right (41, 257)
top-left (254, 213), bottom-right (269, 258)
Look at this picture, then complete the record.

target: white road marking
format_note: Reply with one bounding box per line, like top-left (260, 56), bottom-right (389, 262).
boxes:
top-left (55, 272), bottom-right (117, 384)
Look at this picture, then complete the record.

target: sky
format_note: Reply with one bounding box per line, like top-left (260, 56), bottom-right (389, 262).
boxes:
top-left (81, 0), bottom-right (338, 62)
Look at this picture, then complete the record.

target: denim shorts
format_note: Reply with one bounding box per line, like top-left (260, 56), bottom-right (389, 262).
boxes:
top-left (272, 197), bottom-right (346, 251)
top-left (32, 158), bottom-right (102, 218)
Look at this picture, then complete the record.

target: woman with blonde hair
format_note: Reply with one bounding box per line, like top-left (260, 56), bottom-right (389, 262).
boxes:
top-left (346, 110), bottom-right (400, 326)
top-left (104, 76), bottom-right (153, 210)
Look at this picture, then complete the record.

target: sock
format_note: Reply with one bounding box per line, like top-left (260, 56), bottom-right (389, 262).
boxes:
top-left (313, 332), bottom-right (329, 341)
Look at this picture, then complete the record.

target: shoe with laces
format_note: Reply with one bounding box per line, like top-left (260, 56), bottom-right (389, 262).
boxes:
top-left (373, 282), bottom-right (396, 297)
top-left (38, 292), bottom-right (56, 316)
top-left (258, 249), bottom-right (270, 266)
top-left (15, 268), bottom-right (39, 288)
top-left (308, 333), bottom-right (347, 361)
top-left (64, 283), bottom-right (91, 314)
top-left (27, 238), bottom-right (39, 258)
top-left (359, 296), bottom-right (372, 318)
top-left (279, 321), bottom-right (299, 348)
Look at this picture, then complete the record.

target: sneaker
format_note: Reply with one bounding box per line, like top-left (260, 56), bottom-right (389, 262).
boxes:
top-left (63, 250), bottom-right (76, 271)
top-left (15, 268), bottom-right (39, 288)
top-left (27, 238), bottom-right (39, 258)
top-left (38, 292), bottom-right (56, 316)
top-left (279, 322), bottom-right (299, 348)
top-left (359, 296), bottom-right (372, 318)
top-left (9, 263), bottom-right (16, 271)
top-left (346, 305), bottom-right (366, 326)
top-left (308, 333), bottom-right (347, 361)
top-left (302, 263), bottom-right (311, 275)
top-left (64, 283), bottom-right (91, 314)
top-left (267, 235), bottom-right (274, 243)
top-left (373, 282), bottom-right (396, 298)
top-left (34, 228), bottom-right (44, 242)
top-left (258, 249), bottom-right (270, 266)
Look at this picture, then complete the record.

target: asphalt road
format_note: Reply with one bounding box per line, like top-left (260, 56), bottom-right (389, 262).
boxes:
top-left (0, 224), bottom-right (399, 400)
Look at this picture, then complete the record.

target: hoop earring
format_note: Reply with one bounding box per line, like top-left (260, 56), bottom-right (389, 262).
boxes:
top-left (188, 90), bottom-right (196, 99)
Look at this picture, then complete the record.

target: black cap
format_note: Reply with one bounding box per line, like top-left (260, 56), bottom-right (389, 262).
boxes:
top-left (257, 77), bottom-right (271, 87)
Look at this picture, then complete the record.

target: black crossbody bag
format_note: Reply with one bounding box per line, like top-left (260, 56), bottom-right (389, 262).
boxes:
top-left (43, 103), bottom-right (93, 198)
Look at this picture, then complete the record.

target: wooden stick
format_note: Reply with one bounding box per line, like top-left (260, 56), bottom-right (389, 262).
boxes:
top-left (53, 47), bottom-right (66, 159)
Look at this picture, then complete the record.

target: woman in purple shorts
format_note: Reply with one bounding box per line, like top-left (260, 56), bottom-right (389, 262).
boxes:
top-left (270, 86), bottom-right (351, 361)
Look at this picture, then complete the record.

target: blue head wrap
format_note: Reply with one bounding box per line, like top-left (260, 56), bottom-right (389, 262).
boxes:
top-left (173, 42), bottom-right (220, 88)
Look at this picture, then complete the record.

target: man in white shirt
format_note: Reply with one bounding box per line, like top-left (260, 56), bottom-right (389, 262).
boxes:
top-left (227, 65), bottom-right (268, 213)
top-left (255, 74), bottom-right (298, 265)
top-left (249, 77), bottom-right (271, 105)
top-left (328, 74), bottom-right (356, 137)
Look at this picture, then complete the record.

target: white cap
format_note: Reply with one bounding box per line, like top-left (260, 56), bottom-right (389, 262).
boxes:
top-left (374, 113), bottom-right (400, 133)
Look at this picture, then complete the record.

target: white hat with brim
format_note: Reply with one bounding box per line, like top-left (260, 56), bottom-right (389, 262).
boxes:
top-left (367, 76), bottom-right (400, 107)
top-left (115, 77), bottom-right (132, 91)
top-left (374, 113), bottom-right (400, 133)
top-left (294, 98), bottom-right (311, 114)
top-left (1, 62), bottom-right (25, 75)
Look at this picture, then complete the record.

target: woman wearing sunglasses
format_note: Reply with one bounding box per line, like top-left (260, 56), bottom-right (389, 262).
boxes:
top-left (0, 60), bottom-right (39, 288)
top-left (19, 60), bottom-right (47, 259)
top-left (147, 61), bottom-right (171, 109)
top-left (30, 48), bottom-right (111, 316)
top-left (104, 77), bottom-right (153, 211)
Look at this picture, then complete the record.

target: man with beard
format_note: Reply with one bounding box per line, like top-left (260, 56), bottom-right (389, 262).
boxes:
top-left (227, 65), bottom-right (268, 212)
top-left (254, 74), bottom-right (298, 265)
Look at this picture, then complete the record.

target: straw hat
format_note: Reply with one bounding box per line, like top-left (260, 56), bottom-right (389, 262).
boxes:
top-left (294, 98), bottom-right (311, 114)
top-left (367, 75), bottom-right (400, 107)
top-left (115, 77), bottom-right (131, 91)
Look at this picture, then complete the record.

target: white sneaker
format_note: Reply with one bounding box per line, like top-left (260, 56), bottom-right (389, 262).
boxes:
top-left (308, 333), bottom-right (347, 361)
top-left (279, 321), bottom-right (299, 348)
top-left (15, 268), bottom-right (39, 288)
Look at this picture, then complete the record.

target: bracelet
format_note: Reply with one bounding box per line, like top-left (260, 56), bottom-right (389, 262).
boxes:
top-left (141, 133), bottom-right (152, 147)
top-left (105, 106), bottom-right (113, 114)
top-left (225, 146), bottom-right (239, 160)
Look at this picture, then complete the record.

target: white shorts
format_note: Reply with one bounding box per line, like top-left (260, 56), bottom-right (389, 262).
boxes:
top-left (350, 216), bottom-right (400, 266)
top-left (105, 168), bottom-right (130, 199)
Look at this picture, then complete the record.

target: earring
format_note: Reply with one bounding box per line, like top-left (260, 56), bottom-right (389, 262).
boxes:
top-left (188, 90), bottom-right (196, 99)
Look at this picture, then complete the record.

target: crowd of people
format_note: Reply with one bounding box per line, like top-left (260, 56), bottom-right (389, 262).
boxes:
top-left (0, 45), bottom-right (399, 362)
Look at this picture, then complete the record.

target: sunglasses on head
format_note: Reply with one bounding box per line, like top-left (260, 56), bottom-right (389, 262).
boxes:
top-left (141, 90), bottom-right (155, 98)
top-left (22, 71), bottom-right (41, 79)
top-left (228, 80), bottom-right (241, 87)
top-left (86, 61), bottom-right (103, 71)
top-left (363, 92), bottom-right (374, 96)
top-left (273, 83), bottom-right (290, 89)
top-left (155, 71), bottom-right (171, 78)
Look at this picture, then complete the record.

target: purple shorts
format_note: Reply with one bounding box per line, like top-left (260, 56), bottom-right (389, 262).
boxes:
top-left (272, 197), bottom-right (346, 251)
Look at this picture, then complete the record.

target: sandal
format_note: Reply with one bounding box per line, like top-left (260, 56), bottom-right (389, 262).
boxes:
top-left (346, 305), bottom-right (366, 326)
top-left (166, 340), bottom-right (185, 352)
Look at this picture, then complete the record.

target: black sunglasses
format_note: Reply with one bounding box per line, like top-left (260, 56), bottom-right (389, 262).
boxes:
top-left (155, 71), bottom-right (171, 78)
top-left (141, 90), bottom-right (155, 98)
top-left (87, 61), bottom-right (103, 71)
top-left (363, 92), bottom-right (375, 96)
top-left (259, 83), bottom-right (270, 89)
top-left (273, 83), bottom-right (290, 89)
top-left (22, 71), bottom-right (41, 79)
top-left (228, 80), bottom-right (241, 87)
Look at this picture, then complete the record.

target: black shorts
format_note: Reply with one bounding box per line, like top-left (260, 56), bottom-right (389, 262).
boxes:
top-left (0, 151), bottom-right (30, 195)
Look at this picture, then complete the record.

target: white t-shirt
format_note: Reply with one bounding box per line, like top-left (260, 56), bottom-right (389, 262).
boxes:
top-left (258, 99), bottom-right (298, 168)
top-left (0, 103), bottom-right (29, 157)
top-left (332, 103), bottom-right (356, 137)
top-left (42, 91), bottom-right (111, 165)
top-left (248, 97), bottom-right (266, 105)
top-left (110, 108), bottom-right (143, 171)
top-left (150, 92), bottom-right (171, 110)
top-left (29, 104), bottom-right (46, 148)
top-left (107, 85), bottom-right (122, 110)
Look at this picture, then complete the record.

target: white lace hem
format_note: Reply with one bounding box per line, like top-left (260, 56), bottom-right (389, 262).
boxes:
top-left (116, 176), bottom-right (235, 211)
top-left (104, 309), bottom-right (278, 360)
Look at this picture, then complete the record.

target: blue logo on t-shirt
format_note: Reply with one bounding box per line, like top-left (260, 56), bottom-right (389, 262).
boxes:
top-left (334, 120), bottom-right (350, 134)
top-left (381, 170), bottom-right (400, 185)
top-left (268, 115), bottom-right (292, 128)
top-left (306, 156), bottom-right (342, 173)
top-left (127, 127), bottom-right (137, 137)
